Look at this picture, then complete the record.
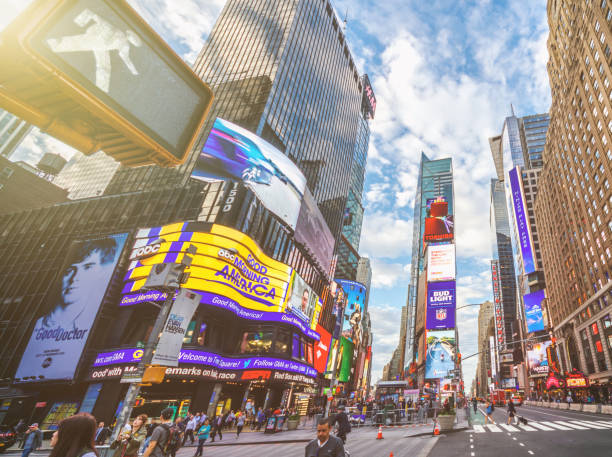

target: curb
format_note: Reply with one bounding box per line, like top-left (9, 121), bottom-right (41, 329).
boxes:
top-left (405, 426), bottom-right (469, 438)
top-left (201, 438), bottom-right (311, 447)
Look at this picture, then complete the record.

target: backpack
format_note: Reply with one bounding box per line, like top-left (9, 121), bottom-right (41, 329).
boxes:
top-left (158, 424), bottom-right (182, 455)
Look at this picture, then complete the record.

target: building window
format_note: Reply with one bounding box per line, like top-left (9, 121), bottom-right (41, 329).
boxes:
top-left (582, 329), bottom-right (596, 373)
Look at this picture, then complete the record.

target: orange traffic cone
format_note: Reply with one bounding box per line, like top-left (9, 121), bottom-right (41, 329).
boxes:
top-left (389, 453), bottom-right (394, 457)
top-left (433, 420), bottom-right (440, 436)
top-left (376, 425), bottom-right (384, 439)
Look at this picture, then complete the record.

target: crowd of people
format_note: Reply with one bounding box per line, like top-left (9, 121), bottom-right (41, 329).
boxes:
top-left (529, 391), bottom-right (612, 405)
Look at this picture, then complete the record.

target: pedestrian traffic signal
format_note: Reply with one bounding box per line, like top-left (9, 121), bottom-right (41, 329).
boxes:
top-left (0, 0), bottom-right (213, 167)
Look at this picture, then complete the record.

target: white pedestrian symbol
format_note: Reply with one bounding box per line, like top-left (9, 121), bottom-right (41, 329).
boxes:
top-left (47, 8), bottom-right (142, 93)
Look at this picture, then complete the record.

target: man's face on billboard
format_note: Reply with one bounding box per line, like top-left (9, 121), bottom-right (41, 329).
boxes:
top-left (61, 250), bottom-right (106, 306)
top-left (301, 289), bottom-right (309, 313)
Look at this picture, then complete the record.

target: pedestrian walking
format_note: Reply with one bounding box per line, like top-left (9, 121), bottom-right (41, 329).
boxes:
top-left (193, 419), bottom-right (210, 457)
top-left (255, 407), bottom-right (265, 431)
top-left (94, 421), bottom-right (111, 445)
top-left (20, 423), bottom-right (42, 457)
top-left (48, 413), bottom-right (98, 457)
top-left (110, 414), bottom-right (147, 457)
top-left (15, 419), bottom-right (27, 449)
top-left (236, 412), bottom-right (245, 438)
top-left (209, 415), bottom-right (223, 442)
top-left (506, 399), bottom-right (517, 425)
top-left (142, 407), bottom-right (180, 457)
top-left (484, 399), bottom-right (495, 424)
top-left (183, 414), bottom-right (197, 445)
top-left (472, 397), bottom-right (478, 414)
top-left (333, 406), bottom-right (351, 444)
top-left (305, 417), bottom-right (345, 457)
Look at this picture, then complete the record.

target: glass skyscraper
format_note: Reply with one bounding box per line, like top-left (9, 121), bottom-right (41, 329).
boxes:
top-left (106, 0), bottom-right (371, 245)
top-left (0, 109), bottom-right (31, 159)
top-left (405, 153), bottom-right (453, 364)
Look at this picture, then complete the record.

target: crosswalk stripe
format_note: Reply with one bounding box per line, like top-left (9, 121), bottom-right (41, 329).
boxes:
top-left (529, 422), bottom-right (555, 431)
top-left (485, 424), bottom-right (502, 432)
top-left (499, 424), bottom-right (520, 432)
top-left (472, 425), bottom-right (485, 433)
top-left (540, 421), bottom-right (573, 430)
top-left (570, 420), bottom-right (609, 429)
top-left (517, 423), bottom-right (537, 431)
top-left (592, 421), bottom-right (612, 428)
top-left (554, 421), bottom-right (589, 430)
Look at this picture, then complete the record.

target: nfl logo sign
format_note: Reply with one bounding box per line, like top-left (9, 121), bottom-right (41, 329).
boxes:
top-left (436, 309), bottom-right (447, 321)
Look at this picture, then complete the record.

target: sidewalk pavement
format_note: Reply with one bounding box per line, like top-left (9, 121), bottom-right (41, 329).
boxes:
top-left (523, 399), bottom-right (612, 414)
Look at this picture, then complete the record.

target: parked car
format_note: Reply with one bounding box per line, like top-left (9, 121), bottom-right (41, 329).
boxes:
top-left (0, 425), bottom-right (16, 453)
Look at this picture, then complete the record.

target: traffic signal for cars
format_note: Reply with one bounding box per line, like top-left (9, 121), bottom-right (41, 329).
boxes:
top-left (0, 0), bottom-right (213, 167)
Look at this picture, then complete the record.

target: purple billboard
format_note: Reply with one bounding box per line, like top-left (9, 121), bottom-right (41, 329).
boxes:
top-left (426, 281), bottom-right (456, 330)
top-left (93, 348), bottom-right (317, 378)
top-left (509, 167), bottom-right (536, 274)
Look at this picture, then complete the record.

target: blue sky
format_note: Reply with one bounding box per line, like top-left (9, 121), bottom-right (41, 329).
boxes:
top-left (2, 0), bottom-right (552, 387)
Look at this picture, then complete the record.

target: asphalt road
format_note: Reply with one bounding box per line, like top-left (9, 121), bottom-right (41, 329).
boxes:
top-left (175, 427), bottom-right (439, 457)
top-left (429, 403), bottom-right (612, 457)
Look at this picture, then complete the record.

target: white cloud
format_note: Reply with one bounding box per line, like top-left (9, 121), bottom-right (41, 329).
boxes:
top-left (369, 258), bottom-right (410, 289)
top-left (368, 303), bottom-right (404, 383)
top-left (11, 128), bottom-right (79, 166)
top-left (359, 211), bottom-right (412, 259)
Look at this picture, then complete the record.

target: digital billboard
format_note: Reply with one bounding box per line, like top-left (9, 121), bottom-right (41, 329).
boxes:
top-left (314, 325), bottom-right (332, 374)
top-left (527, 341), bottom-right (551, 376)
top-left (524, 289), bottom-right (545, 333)
top-left (336, 279), bottom-right (366, 347)
top-left (191, 118), bottom-right (307, 229)
top-left (424, 197), bottom-right (454, 242)
top-left (294, 188), bottom-right (335, 274)
top-left (427, 244), bottom-right (456, 282)
top-left (122, 222), bottom-right (320, 338)
top-left (425, 329), bottom-right (455, 379)
top-left (16, 233), bottom-right (128, 382)
top-left (426, 281), bottom-right (456, 329)
top-left (508, 167), bottom-right (536, 274)
top-left (338, 337), bottom-right (354, 383)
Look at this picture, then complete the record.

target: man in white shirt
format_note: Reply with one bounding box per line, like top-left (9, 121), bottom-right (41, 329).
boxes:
top-left (183, 414), bottom-right (197, 445)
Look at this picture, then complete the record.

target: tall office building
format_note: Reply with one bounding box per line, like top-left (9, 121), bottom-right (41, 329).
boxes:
top-left (489, 112), bottom-right (549, 351)
top-left (0, 110), bottom-right (31, 159)
top-left (476, 300), bottom-right (494, 396)
top-left (356, 257), bottom-right (372, 310)
top-left (535, 0), bottom-right (612, 384)
top-left (107, 0), bottom-right (372, 245)
top-left (405, 153), bottom-right (454, 365)
top-left (53, 152), bottom-right (120, 200)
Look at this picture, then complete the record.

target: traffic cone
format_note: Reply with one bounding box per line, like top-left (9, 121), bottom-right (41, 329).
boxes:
top-left (376, 425), bottom-right (384, 439)
top-left (433, 420), bottom-right (440, 436)
top-left (389, 453), bottom-right (394, 457)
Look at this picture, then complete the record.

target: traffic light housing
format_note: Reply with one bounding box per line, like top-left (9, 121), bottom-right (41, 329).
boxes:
top-left (142, 366), bottom-right (166, 384)
top-left (0, 0), bottom-right (213, 167)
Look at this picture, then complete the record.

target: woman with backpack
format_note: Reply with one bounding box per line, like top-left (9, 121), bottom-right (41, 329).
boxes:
top-left (484, 399), bottom-right (495, 424)
top-left (48, 413), bottom-right (98, 457)
top-left (110, 414), bottom-right (148, 457)
top-left (193, 419), bottom-right (210, 457)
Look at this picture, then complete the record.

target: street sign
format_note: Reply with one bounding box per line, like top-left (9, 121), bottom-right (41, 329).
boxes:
top-left (0, 0), bottom-right (213, 167)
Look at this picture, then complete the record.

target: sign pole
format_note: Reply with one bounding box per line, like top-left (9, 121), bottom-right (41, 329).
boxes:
top-left (110, 291), bottom-right (175, 441)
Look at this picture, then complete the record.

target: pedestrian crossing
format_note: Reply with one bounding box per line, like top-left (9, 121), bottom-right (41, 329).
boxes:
top-left (469, 420), bottom-right (612, 433)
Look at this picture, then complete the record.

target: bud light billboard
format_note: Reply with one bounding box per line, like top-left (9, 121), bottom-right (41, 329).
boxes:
top-left (426, 281), bottom-right (456, 329)
top-left (524, 289), bottom-right (545, 333)
top-left (16, 233), bottom-right (128, 382)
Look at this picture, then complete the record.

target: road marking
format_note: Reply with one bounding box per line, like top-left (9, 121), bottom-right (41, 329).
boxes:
top-left (528, 451), bottom-right (534, 455)
top-left (512, 437), bottom-right (517, 440)
top-left (519, 442), bottom-right (525, 446)
top-left (517, 423), bottom-right (537, 431)
top-left (472, 425), bottom-right (485, 433)
top-left (471, 453), bottom-right (475, 457)
top-left (520, 404), bottom-right (610, 421)
top-left (578, 420), bottom-right (612, 428)
top-left (554, 421), bottom-right (589, 429)
top-left (570, 420), bottom-right (608, 429)
top-left (539, 421), bottom-right (572, 430)
top-left (529, 422), bottom-right (554, 431)
top-left (500, 424), bottom-right (520, 432)
top-left (485, 424), bottom-right (502, 432)
top-left (470, 444), bottom-right (474, 448)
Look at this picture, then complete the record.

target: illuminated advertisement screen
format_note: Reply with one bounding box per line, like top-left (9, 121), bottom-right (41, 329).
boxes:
top-left (16, 233), bottom-right (128, 382)
top-left (527, 341), bottom-right (551, 376)
top-left (122, 222), bottom-right (320, 339)
top-left (508, 167), bottom-right (536, 274)
top-left (338, 337), bottom-right (354, 383)
top-left (294, 188), bottom-right (334, 274)
top-left (424, 197), bottom-right (454, 242)
top-left (191, 118), bottom-right (307, 229)
top-left (314, 325), bottom-right (332, 374)
top-left (335, 279), bottom-right (366, 347)
top-left (427, 244), bottom-right (456, 282)
top-left (426, 281), bottom-right (456, 329)
top-left (425, 329), bottom-right (455, 379)
top-left (524, 289), bottom-right (545, 333)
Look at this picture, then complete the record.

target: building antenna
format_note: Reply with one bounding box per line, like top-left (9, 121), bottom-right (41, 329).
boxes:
top-left (343, 9), bottom-right (348, 32)
top-left (510, 103), bottom-right (516, 116)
